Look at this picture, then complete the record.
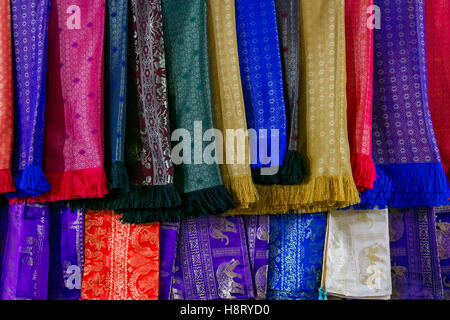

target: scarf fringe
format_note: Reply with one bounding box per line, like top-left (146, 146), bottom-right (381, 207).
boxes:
top-left (109, 161), bottom-right (130, 192)
top-left (11, 165), bottom-right (50, 197)
top-left (229, 175), bottom-right (360, 215)
top-left (0, 169), bottom-right (15, 193)
top-left (222, 174), bottom-right (259, 209)
top-left (183, 185), bottom-right (236, 218)
top-left (351, 153), bottom-right (376, 191)
top-left (360, 163), bottom-right (450, 208)
top-left (119, 207), bottom-right (185, 224)
top-left (251, 150), bottom-right (304, 185)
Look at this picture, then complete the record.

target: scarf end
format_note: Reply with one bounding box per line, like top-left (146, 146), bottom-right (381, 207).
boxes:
top-left (119, 207), bottom-right (185, 224)
top-left (8, 165), bottom-right (50, 198)
top-left (222, 174), bottom-right (259, 210)
top-left (351, 153), bottom-right (376, 191)
top-left (109, 161), bottom-right (130, 192)
top-left (0, 169), bottom-right (16, 193)
top-left (183, 185), bottom-right (236, 218)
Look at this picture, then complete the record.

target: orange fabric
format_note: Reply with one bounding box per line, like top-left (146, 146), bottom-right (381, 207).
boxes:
top-left (0, 1), bottom-right (15, 193)
top-left (82, 210), bottom-right (159, 300)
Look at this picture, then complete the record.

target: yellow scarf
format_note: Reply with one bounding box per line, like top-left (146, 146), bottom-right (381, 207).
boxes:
top-left (207, 0), bottom-right (259, 210)
top-left (230, 0), bottom-right (359, 215)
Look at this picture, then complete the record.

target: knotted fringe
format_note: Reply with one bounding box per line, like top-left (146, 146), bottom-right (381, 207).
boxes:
top-left (183, 185), bottom-right (236, 218)
top-left (0, 169), bottom-right (15, 193)
top-left (251, 150), bottom-right (304, 185)
top-left (109, 161), bottom-right (130, 192)
top-left (221, 174), bottom-right (259, 210)
top-left (351, 153), bottom-right (376, 191)
top-left (229, 175), bottom-right (360, 215)
top-left (12, 166), bottom-right (108, 204)
top-left (11, 165), bottom-right (50, 197)
top-left (360, 163), bottom-right (450, 209)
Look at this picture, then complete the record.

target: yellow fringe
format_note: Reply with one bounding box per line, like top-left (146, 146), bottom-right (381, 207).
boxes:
top-left (227, 175), bottom-right (360, 215)
top-left (222, 174), bottom-right (259, 210)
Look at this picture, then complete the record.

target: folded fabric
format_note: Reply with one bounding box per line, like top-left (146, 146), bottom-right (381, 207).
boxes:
top-left (0, 204), bottom-right (7, 279)
top-left (232, 0), bottom-right (360, 215)
top-left (425, 0), bottom-right (450, 185)
top-left (19, 0), bottom-right (108, 203)
top-left (48, 205), bottom-right (84, 300)
top-left (81, 210), bottom-right (159, 300)
top-left (235, 0), bottom-right (287, 171)
top-left (207, 0), bottom-right (259, 210)
top-left (322, 209), bottom-right (392, 300)
top-left (8, 0), bottom-right (51, 198)
top-left (0, 1), bottom-right (15, 194)
top-left (162, 0), bottom-right (235, 218)
top-left (170, 216), bottom-right (254, 300)
top-left (345, 0), bottom-right (376, 191)
top-left (1, 204), bottom-right (49, 300)
top-left (435, 206), bottom-right (450, 300)
top-left (389, 208), bottom-right (444, 300)
top-left (360, 0), bottom-right (450, 208)
top-left (244, 215), bottom-right (270, 299)
top-left (159, 222), bottom-right (179, 300)
top-left (267, 213), bottom-right (327, 300)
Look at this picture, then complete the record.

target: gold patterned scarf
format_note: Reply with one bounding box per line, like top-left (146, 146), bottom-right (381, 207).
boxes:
top-left (207, 0), bottom-right (258, 210)
top-left (231, 0), bottom-right (359, 215)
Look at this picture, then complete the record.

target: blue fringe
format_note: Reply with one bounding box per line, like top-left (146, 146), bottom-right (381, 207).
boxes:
top-left (7, 165), bottom-right (50, 198)
top-left (359, 163), bottom-right (450, 209)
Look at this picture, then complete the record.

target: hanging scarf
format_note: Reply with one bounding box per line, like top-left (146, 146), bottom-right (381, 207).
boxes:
top-left (425, 0), bottom-right (450, 184)
top-left (19, 0), bottom-right (108, 204)
top-left (159, 222), bottom-right (179, 300)
top-left (162, 0), bottom-right (235, 218)
top-left (345, 0), bottom-right (376, 191)
top-left (322, 209), bottom-right (392, 300)
top-left (232, 0), bottom-right (360, 215)
top-left (435, 206), bottom-right (450, 300)
top-left (206, 0), bottom-right (259, 210)
top-left (244, 216), bottom-right (270, 300)
top-left (267, 213), bottom-right (327, 300)
top-left (360, 0), bottom-right (450, 208)
top-left (0, 204), bottom-right (49, 300)
top-left (169, 216), bottom-right (254, 300)
top-left (8, 0), bottom-right (51, 198)
top-left (389, 208), bottom-right (444, 300)
top-left (0, 1), bottom-right (15, 194)
top-left (48, 205), bottom-right (84, 300)
top-left (235, 0), bottom-right (287, 172)
top-left (0, 204), bottom-right (8, 280)
top-left (81, 210), bottom-right (159, 300)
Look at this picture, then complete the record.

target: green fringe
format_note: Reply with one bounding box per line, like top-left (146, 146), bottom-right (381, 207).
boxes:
top-left (109, 161), bottom-right (130, 192)
top-left (183, 185), bottom-right (236, 218)
top-left (252, 150), bottom-right (304, 185)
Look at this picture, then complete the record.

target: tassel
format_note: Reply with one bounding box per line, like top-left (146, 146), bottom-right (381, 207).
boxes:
top-left (251, 150), bottom-right (304, 185)
top-left (351, 153), bottom-right (376, 191)
top-left (318, 289), bottom-right (323, 300)
top-left (109, 161), bottom-right (130, 192)
top-left (16, 165), bottom-right (50, 197)
top-left (120, 207), bottom-right (184, 224)
top-left (183, 185), bottom-right (236, 218)
top-left (221, 174), bottom-right (259, 210)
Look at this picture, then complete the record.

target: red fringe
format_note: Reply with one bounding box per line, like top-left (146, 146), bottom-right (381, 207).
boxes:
top-left (10, 166), bottom-right (108, 204)
top-left (0, 169), bottom-right (15, 193)
top-left (351, 153), bottom-right (376, 191)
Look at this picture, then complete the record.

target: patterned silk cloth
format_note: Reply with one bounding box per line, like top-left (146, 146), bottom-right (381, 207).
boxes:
top-left (0, 0), bottom-right (15, 193)
top-left (158, 222), bottom-right (179, 300)
top-left (389, 208), bottom-right (444, 300)
top-left (267, 213), bottom-right (327, 300)
top-left (323, 209), bottom-right (392, 300)
top-left (360, 0), bottom-right (450, 208)
top-left (435, 206), bottom-right (450, 299)
top-left (81, 210), bottom-right (159, 300)
top-left (1, 204), bottom-right (50, 300)
top-left (169, 216), bottom-right (255, 300)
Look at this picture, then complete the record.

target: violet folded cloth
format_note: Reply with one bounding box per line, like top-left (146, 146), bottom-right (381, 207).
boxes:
top-left (159, 222), bottom-right (179, 300)
top-left (48, 205), bottom-right (84, 300)
top-left (0, 204), bottom-right (49, 300)
top-left (0, 204), bottom-right (8, 279)
top-left (389, 208), bottom-right (444, 300)
top-left (435, 206), bottom-right (450, 300)
top-left (170, 216), bottom-right (255, 300)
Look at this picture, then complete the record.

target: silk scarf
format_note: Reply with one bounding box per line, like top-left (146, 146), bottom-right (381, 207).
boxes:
top-left (48, 205), bottom-right (84, 300)
top-left (8, 0), bottom-right (51, 198)
top-left (425, 0), bottom-right (450, 184)
top-left (235, 0), bottom-right (287, 171)
top-left (345, 0), bottom-right (376, 191)
top-left (232, 0), bottom-right (360, 215)
top-left (0, 204), bottom-right (8, 282)
top-left (389, 208), bottom-right (444, 300)
top-left (169, 216), bottom-right (254, 300)
top-left (81, 210), bottom-right (159, 300)
top-left (267, 213), bottom-right (327, 300)
top-left (0, 1), bottom-right (15, 194)
top-left (244, 216), bottom-right (270, 300)
top-left (322, 209), bottom-right (392, 300)
top-left (159, 222), bottom-right (178, 300)
top-left (1, 204), bottom-right (49, 300)
top-left (207, 0), bottom-right (259, 210)
top-left (360, 0), bottom-right (450, 208)
top-left (162, 0), bottom-right (235, 218)
top-left (435, 206), bottom-right (450, 300)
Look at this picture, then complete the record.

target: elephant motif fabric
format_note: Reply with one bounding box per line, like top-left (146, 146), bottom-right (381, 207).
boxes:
top-left (435, 206), bottom-right (450, 299)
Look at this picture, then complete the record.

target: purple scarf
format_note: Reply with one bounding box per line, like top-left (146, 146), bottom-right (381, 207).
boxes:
top-left (170, 216), bottom-right (254, 300)
top-left (159, 222), bottom-right (179, 300)
top-left (435, 206), bottom-right (450, 299)
top-left (389, 208), bottom-right (444, 300)
top-left (0, 204), bottom-right (49, 300)
top-left (0, 204), bottom-right (8, 278)
top-left (48, 205), bottom-right (84, 300)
